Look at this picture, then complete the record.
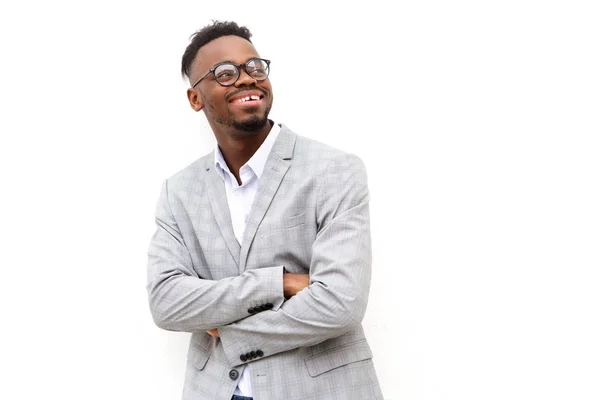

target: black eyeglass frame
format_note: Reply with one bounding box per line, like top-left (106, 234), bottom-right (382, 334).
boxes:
top-left (191, 58), bottom-right (271, 88)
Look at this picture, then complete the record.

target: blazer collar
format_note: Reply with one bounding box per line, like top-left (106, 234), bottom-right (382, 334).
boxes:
top-left (238, 125), bottom-right (296, 271)
top-left (270, 123), bottom-right (296, 161)
top-left (202, 124), bottom-right (297, 272)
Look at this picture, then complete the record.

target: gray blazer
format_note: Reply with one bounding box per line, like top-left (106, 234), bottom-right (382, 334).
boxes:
top-left (147, 125), bottom-right (383, 400)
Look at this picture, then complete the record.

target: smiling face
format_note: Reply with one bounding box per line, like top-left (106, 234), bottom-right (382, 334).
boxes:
top-left (187, 35), bottom-right (273, 137)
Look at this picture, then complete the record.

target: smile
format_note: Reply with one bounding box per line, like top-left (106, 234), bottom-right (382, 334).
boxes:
top-left (235, 95), bottom-right (262, 103)
top-left (228, 90), bottom-right (266, 105)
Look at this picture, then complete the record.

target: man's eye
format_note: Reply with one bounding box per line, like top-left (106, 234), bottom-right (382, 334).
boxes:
top-left (249, 68), bottom-right (265, 76)
top-left (217, 71), bottom-right (234, 79)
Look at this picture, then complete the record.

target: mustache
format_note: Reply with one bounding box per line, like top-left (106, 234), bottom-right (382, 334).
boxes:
top-left (226, 86), bottom-right (267, 100)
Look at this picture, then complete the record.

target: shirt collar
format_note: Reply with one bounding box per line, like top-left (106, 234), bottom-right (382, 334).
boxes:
top-left (214, 121), bottom-right (281, 180)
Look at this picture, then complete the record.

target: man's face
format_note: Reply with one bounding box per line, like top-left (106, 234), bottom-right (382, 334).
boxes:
top-left (188, 35), bottom-right (273, 134)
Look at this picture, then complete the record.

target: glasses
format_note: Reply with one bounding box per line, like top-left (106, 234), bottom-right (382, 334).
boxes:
top-left (191, 58), bottom-right (271, 88)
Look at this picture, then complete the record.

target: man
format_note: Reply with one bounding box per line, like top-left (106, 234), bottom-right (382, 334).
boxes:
top-left (147, 20), bottom-right (384, 400)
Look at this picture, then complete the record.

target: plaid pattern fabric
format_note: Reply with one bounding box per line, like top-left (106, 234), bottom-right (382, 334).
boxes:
top-left (147, 125), bottom-right (383, 400)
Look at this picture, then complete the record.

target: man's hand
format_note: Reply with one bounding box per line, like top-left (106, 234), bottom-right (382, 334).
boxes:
top-left (207, 328), bottom-right (219, 337)
top-left (283, 273), bottom-right (310, 299)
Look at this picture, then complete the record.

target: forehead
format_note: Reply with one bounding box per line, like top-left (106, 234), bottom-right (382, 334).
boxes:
top-left (194, 35), bottom-right (260, 72)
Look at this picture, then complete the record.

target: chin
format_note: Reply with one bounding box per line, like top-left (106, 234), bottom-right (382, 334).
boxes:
top-left (232, 114), bottom-right (270, 133)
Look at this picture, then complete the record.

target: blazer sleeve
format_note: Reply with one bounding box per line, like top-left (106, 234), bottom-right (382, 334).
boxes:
top-left (218, 154), bottom-right (372, 367)
top-left (146, 179), bottom-right (285, 332)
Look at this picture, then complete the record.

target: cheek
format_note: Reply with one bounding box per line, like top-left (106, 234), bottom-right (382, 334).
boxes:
top-left (261, 81), bottom-right (273, 95)
top-left (263, 84), bottom-right (274, 105)
top-left (201, 92), bottom-right (227, 114)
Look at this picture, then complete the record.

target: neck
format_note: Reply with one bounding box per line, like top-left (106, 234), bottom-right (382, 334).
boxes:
top-left (215, 121), bottom-right (272, 184)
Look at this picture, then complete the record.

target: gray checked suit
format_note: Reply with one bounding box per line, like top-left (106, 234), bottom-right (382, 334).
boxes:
top-left (147, 125), bottom-right (384, 399)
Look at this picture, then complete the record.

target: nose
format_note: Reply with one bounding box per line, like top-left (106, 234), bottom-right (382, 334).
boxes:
top-left (234, 68), bottom-right (257, 87)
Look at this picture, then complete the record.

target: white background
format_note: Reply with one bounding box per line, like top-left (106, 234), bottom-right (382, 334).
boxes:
top-left (1, 1), bottom-right (599, 399)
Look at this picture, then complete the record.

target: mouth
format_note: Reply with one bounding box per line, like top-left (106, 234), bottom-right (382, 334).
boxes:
top-left (228, 91), bottom-right (266, 106)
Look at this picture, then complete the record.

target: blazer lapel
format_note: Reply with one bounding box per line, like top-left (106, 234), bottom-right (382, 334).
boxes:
top-left (239, 126), bottom-right (297, 272)
top-left (204, 155), bottom-right (241, 267)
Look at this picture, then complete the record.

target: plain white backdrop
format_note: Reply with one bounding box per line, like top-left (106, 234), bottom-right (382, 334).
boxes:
top-left (1, 1), bottom-right (599, 399)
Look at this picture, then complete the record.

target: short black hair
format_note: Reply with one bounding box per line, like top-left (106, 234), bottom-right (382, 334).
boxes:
top-left (181, 20), bottom-right (253, 80)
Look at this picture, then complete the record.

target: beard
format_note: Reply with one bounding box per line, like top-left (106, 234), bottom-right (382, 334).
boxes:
top-left (232, 111), bottom-right (270, 132)
top-left (201, 88), bottom-right (273, 135)
top-left (213, 102), bottom-right (271, 135)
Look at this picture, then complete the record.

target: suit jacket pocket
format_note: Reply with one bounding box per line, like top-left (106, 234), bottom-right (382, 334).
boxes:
top-left (282, 212), bottom-right (306, 229)
top-left (187, 345), bottom-right (210, 371)
top-left (303, 339), bottom-right (373, 377)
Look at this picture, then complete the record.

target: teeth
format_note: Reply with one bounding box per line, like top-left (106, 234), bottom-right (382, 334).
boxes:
top-left (236, 95), bottom-right (261, 103)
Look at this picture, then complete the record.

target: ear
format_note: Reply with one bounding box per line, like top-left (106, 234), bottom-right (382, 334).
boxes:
top-left (187, 88), bottom-right (204, 112)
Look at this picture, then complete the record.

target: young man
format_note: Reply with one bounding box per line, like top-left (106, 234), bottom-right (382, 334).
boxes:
top-left (147, 20), bottom-right (384, 400)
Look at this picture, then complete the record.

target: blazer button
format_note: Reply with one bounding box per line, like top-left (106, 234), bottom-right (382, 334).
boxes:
top-left (259, 304), bottom-right (268, 311)
top-left (245, 352), bottom-right (252, 360)
top-left (256, 350), bottom-right (264, 357)
top-left (229, 369), bottom-right (239, 380)
top-left (250, 351), bottom-right (257, 358)
top-left (265, 303), bottom-right (273, 309)
top-left (240, 354), bottom-right (247, 362)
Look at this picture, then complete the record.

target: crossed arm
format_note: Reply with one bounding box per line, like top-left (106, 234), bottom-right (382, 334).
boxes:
top-left (147, 154), bottom-right (371, 366)
top-left (206, 273), bottom-right (310, 337)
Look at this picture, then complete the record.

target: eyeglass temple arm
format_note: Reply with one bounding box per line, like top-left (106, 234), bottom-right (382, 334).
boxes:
top-left (191, 70), bottom-right (212, 88)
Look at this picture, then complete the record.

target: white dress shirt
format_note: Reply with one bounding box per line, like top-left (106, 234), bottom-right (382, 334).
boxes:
top-left (214, 122), bottom-right (281, 397)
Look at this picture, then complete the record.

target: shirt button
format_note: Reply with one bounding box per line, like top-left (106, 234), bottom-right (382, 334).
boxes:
top-left (229, 369), bottom-right (239, 380)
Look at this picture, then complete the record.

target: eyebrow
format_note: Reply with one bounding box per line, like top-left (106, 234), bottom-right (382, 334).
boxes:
top-left (213, 60), bottom-right (234, 66)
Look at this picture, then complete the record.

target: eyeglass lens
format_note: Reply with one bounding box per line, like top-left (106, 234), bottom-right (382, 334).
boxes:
top-left (214, 59), bottom-right (269, 86)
